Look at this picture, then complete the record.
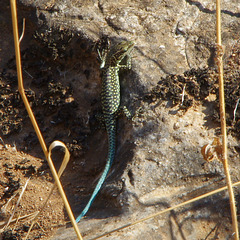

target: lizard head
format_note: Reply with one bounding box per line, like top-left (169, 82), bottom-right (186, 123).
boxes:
top-left (109, 40), bottom-right (134, 66)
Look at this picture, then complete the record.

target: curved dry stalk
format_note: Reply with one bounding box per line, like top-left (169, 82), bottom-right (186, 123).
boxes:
top-left (10, 1), bottom-right (83, 239)
top-left (25, 141), bottom-right (71, 240)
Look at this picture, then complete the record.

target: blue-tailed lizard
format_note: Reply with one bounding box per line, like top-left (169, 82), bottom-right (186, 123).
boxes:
top-left (76, 40), bottom-right (134, 222)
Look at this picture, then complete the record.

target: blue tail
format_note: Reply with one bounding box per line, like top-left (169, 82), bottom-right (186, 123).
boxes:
top-left (76, 123), bottom-right (116, 223)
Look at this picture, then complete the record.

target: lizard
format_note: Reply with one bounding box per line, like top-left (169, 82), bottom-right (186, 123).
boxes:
top-left (76, 40), bottom-right (134, 223)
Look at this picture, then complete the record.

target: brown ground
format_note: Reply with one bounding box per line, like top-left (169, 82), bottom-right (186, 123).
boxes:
top-left (0, 144), bottom-right (66, 239)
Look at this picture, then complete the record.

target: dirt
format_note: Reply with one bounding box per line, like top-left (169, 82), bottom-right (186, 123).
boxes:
top-left (0, 145), bottom-right (65, 239)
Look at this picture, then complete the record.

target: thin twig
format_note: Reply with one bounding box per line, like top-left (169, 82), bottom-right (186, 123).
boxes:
top-left (0, 137), bottom-right (7, 148)
top-left (23, 69), bottom-right (33, 79)
top-left (36, 221), bottom-right (46, 233)
top-left (1, 192), bottom-right (18, 214)
top-left (22, 211), bottom-right (39, 225)
top-left (3, 179), bottom-right (29, 231)
top-left (233, 98), bottom-right (240, 123)
top-left (12, 212), bottom-right (21, 232)
top-left (19, 18), bottom-right (25, 43)
top-left (0, 212), bottom-right (38, 228)
top-left (180, 84), bottom-right (185, 106)
top-left (203, 222), bottom-right (220, 240)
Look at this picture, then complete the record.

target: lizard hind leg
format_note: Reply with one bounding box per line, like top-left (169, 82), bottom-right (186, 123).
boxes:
top-left (117, 106), bottom-right (132, 120)
top-left (95, 113), bottom-right (106, 129)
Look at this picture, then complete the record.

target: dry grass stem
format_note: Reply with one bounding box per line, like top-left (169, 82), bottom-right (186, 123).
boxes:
top-left (0, 137), bottom-right (7, 148)
top-left (12, 213), bottom-right (21, 232)
top-left (1, 192), bottom-right (18, 214)
top-left (215, 0), bottom-right (238, 239)
top-left (233, 98), bottom-right (240, 123)
top-left (19, 18), bottom-right (25, 43)
top-left (3, 179), bottom-right (29, 231)
top-left (0, 212), bottom-right (39, 230)
top-left (180, 84), bottom-right (186, 106)
top-left (91, 180), bottom-right (240, 240)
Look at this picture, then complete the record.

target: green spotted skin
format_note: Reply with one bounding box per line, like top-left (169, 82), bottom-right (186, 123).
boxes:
top-left (76, 41), bottom-right (134, 223)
